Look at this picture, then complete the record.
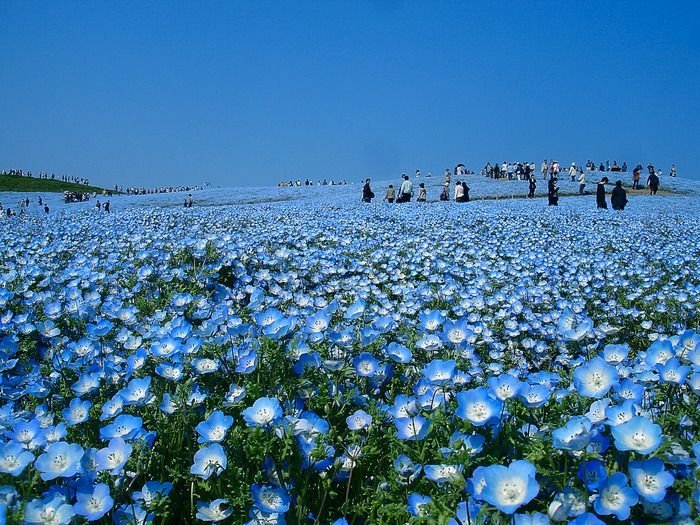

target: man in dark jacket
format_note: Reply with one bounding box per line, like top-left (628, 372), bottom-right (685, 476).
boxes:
top-left (611, 180), bottom-right (628, 210)
top-left (547, 177), bottom-right (559, 206)
top-left (362, 179), bottom-right (374, 203)
top-left (596, 177), bottom-right (609, 209)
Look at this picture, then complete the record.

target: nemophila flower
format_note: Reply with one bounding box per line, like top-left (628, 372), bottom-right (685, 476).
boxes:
top-left (159, 393), bottom-right (178, 414)
top-left (251, 484), bottom-right (290, 514)
top-left (35, 441), bottom-right (84, 480)
top-left (191, 357), bottom-right (220, 375)
top-left (100, 394), bottom-right (124, 421)
top-left (125, 348), bottom-right (147, 375)
top-left (604, 399), bottom-right (637, 427)
top-left (191, 443), bottom-right (227, 480)
top-left (395, 415), bottom-right (431, 441)
top-left (407, 493), bottom-right (432, 517)
top-left (353, 352), bottom-right (379, 377)
top-left (415, 333), bottom-right (443, 352)
top-left (306, 310), bottom-right (331, 334)
top-left (423, 464), bottom-right (463, 486)
top-left (95, 437), bottom-right (132, 475)
top-left (552, 416), bottom-right (593, 451)
top-left (456, 387), bottom-right (503, 427)
top-left (447, 500), bottom-right (483, 525)
top-left (419, 309), bottom-right (446, 332)
top-left (611, 416), bottom-right (663, 454)
top-left (24, 494), bottom-right (75, 525)
top-left (384, 342), bottom-right (412, 364)
top-left (196, 410), bottom-right (234, 443)
top-left (99, 414), bottom-right (143, 441)
top-left (193, 499), bottom-right (233, 523)
top-left (518, 384), bottom-right (551, 408)
top-left (344, 298), bottom-right (365, 320)
top-left (585, 398), bottom-right (611, 424)
top-left (113, 503), bottom-right (151, 525)
top-left (43, 423), bottom-right (68, 445)
top-left (478, 460), bottom-right (539, 515)
top-left (613, 378), bottom-right (644, 404)
top-left (0, 441), bottom-right (34, 476)
top-left (657, 358), bottom-right (690, 384)
top-left (644, 339), bottom-right (674, 367)
top-left (71, 372), bottom-right (101, 396)
top-left (512, 512), bottom-right (549, 525)
top-left (74, 482), bottom-right (114, 521)
top-left (62, 397), bottom-right (92, 427)
top-left (547, 487), bottom-right (586, 521)
top-left (568, 513), bottom-right (605, 525)
top-left (487, 373), bottom-right (523, 400)
top-left (602, 343), bottom-right (630, 364)
top-left (593, 471), bottom-right (638, 520)
top-left (393, 454), bottom-right (421, 483)
top-left (421, 359), bottom-right (456, 384)
top-left (628, 458), bottom-right (675, 503)
top-left (150, 336), bottom-right (183, 358)
top-left (242, 397), bottom-right (283, 427)
top-left (558, 307), bottom-right (592, 341)
top-left (118, 376), bottom-right (152, 406)
top-left (234, 350), bottom-right (257, 374)
top-left (132, 480), bottom-right (173, 507)
top-left (573, 357), bottom-right (618, 399)
top-left (346, 409), bottom-right (372, 431)
top-left (9, 419), bottom-right (46, 450)
top-left (577, 460), bottom-right (607, 491)
top-left (443, 318), bottom-right (472, 345)
top-left (154, 362), bottom-right (184, 381)
top-left (187, 384), bottom-right (208, 406)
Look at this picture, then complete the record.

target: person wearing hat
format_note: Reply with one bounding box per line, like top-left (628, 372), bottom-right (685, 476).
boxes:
top-left (569, 162), bottom-right (577, 182)
top-left (611, 180), bottom-right (628, 210)
top-left (596, 177), bottom-right (609, 209)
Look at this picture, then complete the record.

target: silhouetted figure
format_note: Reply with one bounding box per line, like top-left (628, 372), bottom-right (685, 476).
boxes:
top-left (611, 181), bottom-right (628, 210)
top-left (596, 177), bottom-right (609, 209)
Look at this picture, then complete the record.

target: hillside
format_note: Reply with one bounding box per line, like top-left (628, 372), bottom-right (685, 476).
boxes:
top-left (0, 175), bottom-right (115, 194)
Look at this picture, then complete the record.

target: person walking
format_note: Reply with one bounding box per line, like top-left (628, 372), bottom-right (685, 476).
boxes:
top-left (398, 174), bottom-right (413, 202)
top-left (569, 163), bottom-right (577, 182)
top-left (647, 169), bottom-right (659, 195)
top-left (611, 180), bottom-right (628, 210)
top-left (384, 184), bottom-right (396, 203)
top-left (362, 179), bottom-right (375, 203)
top-left (541, 159), bottom-right (548, 180)
top-left (632, 165), bottom-right (641, 189)
top-left (596, 177), bottom-right (609, 208)
top-left (547, 177), bottom-right (559, 206)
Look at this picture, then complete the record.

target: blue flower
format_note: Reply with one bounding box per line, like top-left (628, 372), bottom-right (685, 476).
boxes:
top-left (9, 419), bottom-right (46, 450)
top-left (394, 415), bottom-right (431, 441)
top-left (251, 484), bottom-right (290, 514)
top-left (568, 513), bottom-right (605, 525)
top-left (455, 387), bottom-right (503, 427)
top-left (657, 358), bottom-right (691, 384)
top-left (346, 409), bottom-right (372, 431)
top-left (384, 342), bottom-right (412, 364)
top-left (423, 464), bottom-right (463, 486)
top-left (74, 482), bottom-right (114, 521)
top-left (0, 441), bottom-right (34, 476)
top-left (344, 298), bottom-right (365, 320)
top-left (419, 309), bottom-right (446, 332)
top-left (191, 443), bottom-right (227, 480)
top-left (118, 376), bottom-right (152, 406)
top-left (99, 414), bottom-right (143, 441)
top-left (34, 441), bottom-right (84, 480)
top-left (196, 499), bottom-right (233, 522)
top-left (196, 410), bottom-right (234, 443)
top-left (487, 373), bottom-right (523, 400)
top-left (628, 458), bottom-right (675, 503)
top-left (62, 397), bottom-right (92, 426)
top-left (24, 494), bottom-right (75, 524)
top-left (572, 357), bottom-right (618, 399)
top-left (478, 460), bottom-right (539, 515)
top-left (552, 416), bottom-right (593, 451)
top-left (352, 352), bottom-right (379, 377)
top-left (393, 454), bottom-right (421, 483)
top-left (577, 460), bottom-right (607, 491)
top-left (592, 471), bottom-right (638, 520)
top-left (557, 307), bottom-right (592, 341)
top-left (242, 397), bottom-right (283, 427)
top-left (518, 384), bottom-right (551, 408)
top-left (407, 493), bottom-right (432, 517)
top-left (611, 416), bottom-right (663, 455)
top-left (421, 359), bottom-right (456, 384)
top-left (94, 437), bottom-right (132, 475)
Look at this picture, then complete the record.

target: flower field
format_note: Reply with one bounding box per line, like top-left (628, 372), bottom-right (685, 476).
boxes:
top-left (1, 191), bottom-right (699, 524)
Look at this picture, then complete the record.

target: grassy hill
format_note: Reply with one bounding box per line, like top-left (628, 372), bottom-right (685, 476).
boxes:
top-left (0, 175), bottom-right (116, 194)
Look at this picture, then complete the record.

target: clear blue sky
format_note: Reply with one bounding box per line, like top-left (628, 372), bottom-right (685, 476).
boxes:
top-left (1, 1), bottom-right (698, 187)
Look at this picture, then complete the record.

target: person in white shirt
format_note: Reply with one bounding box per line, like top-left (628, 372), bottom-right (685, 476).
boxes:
top-left (454, 181), bottom-right (464, 201)
top-left (398, 174), bottom-right (413, 202)
top-left (577, 170), bottom-right (586, 195)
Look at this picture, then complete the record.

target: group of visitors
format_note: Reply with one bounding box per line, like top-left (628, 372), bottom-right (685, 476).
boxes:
top-left (0, 197), bottom-right (50, 218)
top-left (483, 161), bottom-right (537, 180)
top-left (279, 179), bottom-right (349, 187)
top-left (1, 168), bottom-right (91, 186)
top-left (124, 185), bottom-right (202, 195)
top-left (95, 200), bottom-right (111, 213)
top-left (64, 191), bottom-right (91, 203)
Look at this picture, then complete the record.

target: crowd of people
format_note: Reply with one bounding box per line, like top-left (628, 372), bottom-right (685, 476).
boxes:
top-left (1, 168), bottom-right (91, 186)
top-left (123, 185), bottom-right (203, 195)
top-left (279, 179), bottom-right (350, 187)
top-left (0, 196), bottom-right (50, 218)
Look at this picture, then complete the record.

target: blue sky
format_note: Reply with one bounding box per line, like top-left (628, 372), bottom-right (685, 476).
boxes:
top-left (1, 1), bottom-right (698, 187)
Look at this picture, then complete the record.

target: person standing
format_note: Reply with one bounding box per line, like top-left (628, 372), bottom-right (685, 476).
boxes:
top-left (384, 184), bottom-right (396, 203)
top-left (547, 177), bottom-right (559, 206)
top-left (596, 177), bottom-right (609, 208)
top-left (670, 164), bottom-right (677, 177)
top-left (647, 169), bottom-right (659, 195)
top-left (541, 159), bottom-right (548, 180)
top-left (399, 174), bottom-right (413, 202)
top-left (528, 173), bottom-right (537, 198)
top-left (577, 169), bottom-right (586, 195)
top-left (417, 183), bottom-right (427, 202)
top-left (461, 181), bottom-right (470, 202)
top-left (611, 181), bottom-right (628, 210)
top-left (454, 180), bottom-right (464, 202)
top-left (569, 163), bottom-right (577, 182)
top-left (439, 182), bottom-right (449, 201)
top-left (632, 165), bottom-right (641, 189)
top-left (362, 179), bottom-right (374, 203)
